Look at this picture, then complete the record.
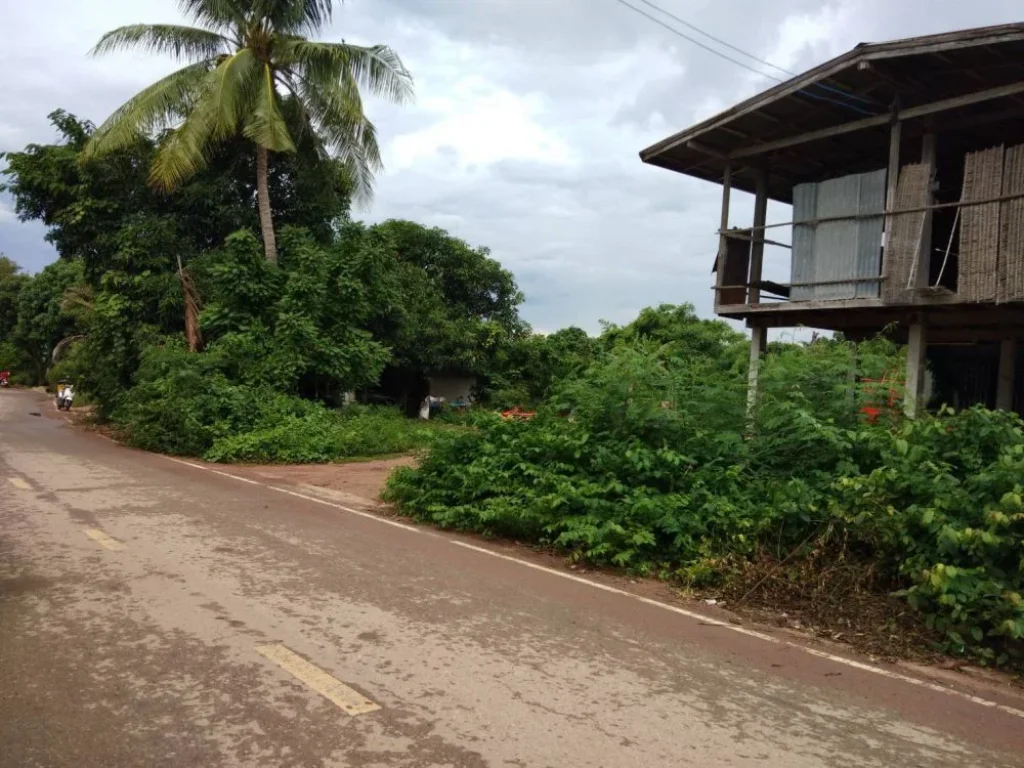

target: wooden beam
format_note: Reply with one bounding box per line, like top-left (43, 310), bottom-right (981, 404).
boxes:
top-left (714, 165), bottom-right (732, 307)
top-left (641, 27), bottom-right (1024, 164)
top-left (686, 140), bottom-right (729, 160)
top-left (722, 231), bottom-right (792, 249)
top-left (727, 80), bottom-right (1024, 160)
top-left (882, 116), bottom-right (902, 267)
top-left (861, 30), bottom-right (1024, 61)
top-left (938, 105), bottom-right (1024, 134)
top-left (761, 280), bottom-right (791, 298)
top-left (749, 170), bottom-right (769, 304)
top-left (911, 132), bottom-right (938, 290)
top-left (723, 188), bottom-right (1024, 235)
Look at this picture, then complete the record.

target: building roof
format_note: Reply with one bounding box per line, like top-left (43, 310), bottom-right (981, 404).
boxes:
top-left (640, 24), bottom-right (1024, 203)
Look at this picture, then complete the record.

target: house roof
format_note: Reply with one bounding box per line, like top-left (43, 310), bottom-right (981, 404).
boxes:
top-left (640, 24), bottom-right (1024, 203)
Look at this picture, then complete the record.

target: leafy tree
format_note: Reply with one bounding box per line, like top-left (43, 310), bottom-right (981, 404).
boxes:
top-left (11, 259), bottom-right (85, 383)
top-left (487, 326), bottom-right (599, 406)
top-left (199, 227), bottom-right (389, 398)
top-left (0, 256), bottom-right (29, 342)
top-left (0, 256), bottom-right (30, 374)
top-left (3, 110), bottom-right (352, 275)
top-left (84, 0), bottom-right (413, 262)
top-left (348, 219), bottom-right (526, 407)
top-left (602, 303), bottom-right (745, 364)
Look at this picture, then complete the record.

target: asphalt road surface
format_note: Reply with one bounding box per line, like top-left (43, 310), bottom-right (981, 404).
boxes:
top-left (2, 388), bottom-right (1024, 767)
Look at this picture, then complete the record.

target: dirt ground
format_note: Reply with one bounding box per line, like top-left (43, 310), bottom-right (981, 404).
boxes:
top-left (230, 457), bottom-right (415, 507)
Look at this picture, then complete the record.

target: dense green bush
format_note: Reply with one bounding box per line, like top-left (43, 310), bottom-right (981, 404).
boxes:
top-left (113, 342), bottom-right (440, 461)
top-left (206, 407), bottom-right (442, 463)
top-left (385, 340), bottom-right (1024, 664)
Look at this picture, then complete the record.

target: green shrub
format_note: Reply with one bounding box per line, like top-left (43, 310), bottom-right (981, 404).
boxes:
top-left (386, 341), bottom-right (1024, 664)
top-left (205, 407), bottom-right (441, 463)
top-left (113, 341), bottom-right (441, 461)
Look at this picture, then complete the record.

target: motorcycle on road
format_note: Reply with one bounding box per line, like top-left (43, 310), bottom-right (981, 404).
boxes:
top-left (55, 382), bottom-right (75, 411)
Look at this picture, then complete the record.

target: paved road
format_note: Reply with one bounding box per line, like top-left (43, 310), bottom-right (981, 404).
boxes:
top-left (2, 389), bottom-right (1023, 767)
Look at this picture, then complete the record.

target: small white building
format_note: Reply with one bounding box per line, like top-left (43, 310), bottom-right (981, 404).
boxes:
top-left (427, 373), bottom-right (476, 404)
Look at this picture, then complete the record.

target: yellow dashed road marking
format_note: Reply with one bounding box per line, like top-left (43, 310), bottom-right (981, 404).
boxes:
top-left (8, 477), bottom-right (31, 490)
top-left (257, 643), bottom-right (380, 716)
top-left (83, 528), bottom-right (125, 551)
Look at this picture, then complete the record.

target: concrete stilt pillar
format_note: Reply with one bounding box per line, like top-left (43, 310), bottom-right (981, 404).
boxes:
top-left (904, 321), bottom-right (927, 418)
top-left (997, 339), bottom-right (1016, 411)
top-left (747, 325), bottom-right (768, 418)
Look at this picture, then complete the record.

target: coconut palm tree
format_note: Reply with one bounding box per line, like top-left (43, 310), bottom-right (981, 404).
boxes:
top-left (84, 0), bottom-right (412, 263)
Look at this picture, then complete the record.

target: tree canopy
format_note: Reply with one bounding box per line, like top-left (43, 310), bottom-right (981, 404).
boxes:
top-left (85, 0), bottom-right (413, 262)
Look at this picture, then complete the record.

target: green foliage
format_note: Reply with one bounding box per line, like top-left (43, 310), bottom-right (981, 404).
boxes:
top-left (114, 341), bottom-right (440, 461)
top-left (85, 0), bottom-right (412, 205)
top-left (0, 256), bottom-right (28, 343)
top-left (360, 219), bottom-right (526, 389)
top-left (198, 227), bottom-right (389, 397)
top-left (7, 259), bottom-right (85, 384)
top-left (601, 303), bottom-right (746, 363)
top-left (488, 326), bottom-right (599, 407)
top-left (387, 337), bottom-right (1024, 664)
top-left (206, 407), bottom-right (442, 464)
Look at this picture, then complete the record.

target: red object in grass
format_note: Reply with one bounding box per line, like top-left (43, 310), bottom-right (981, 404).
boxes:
top-left (501, 407), bottom-right (536, 421)
top-left (860, 406), bottom-right (882, 424)
top-left (859, 374), bottom-right (901, 423)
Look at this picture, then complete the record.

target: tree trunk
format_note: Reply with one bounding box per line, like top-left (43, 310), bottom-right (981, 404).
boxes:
top-left (256, 144), bottom-right (277, 264)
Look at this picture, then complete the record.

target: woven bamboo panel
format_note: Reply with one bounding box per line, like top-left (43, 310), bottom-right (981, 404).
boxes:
top-left (882, 163), bottom-right (930, 304)
top-left (959, 145), bottom-right (1004, 302)
top-left (999, 144), bottom-right (1024, 303)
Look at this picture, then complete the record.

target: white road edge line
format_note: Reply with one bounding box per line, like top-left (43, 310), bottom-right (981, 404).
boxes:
top-left (257, 643), bottom-right (380, 716)
top-left (267, 485), bottom-right (421, 533)
top-left (162, 455), bottom-right (1024, 721)
top-left (448, 541), bottom-right (1024, 719)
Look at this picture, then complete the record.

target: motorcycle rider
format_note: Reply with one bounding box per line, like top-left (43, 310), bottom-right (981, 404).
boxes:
top-left (55, 380), bottom-right (75, 410)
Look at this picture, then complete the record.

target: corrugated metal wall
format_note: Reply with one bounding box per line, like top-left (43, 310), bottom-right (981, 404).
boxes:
top-left (791, 169), bottom-right (886, 301)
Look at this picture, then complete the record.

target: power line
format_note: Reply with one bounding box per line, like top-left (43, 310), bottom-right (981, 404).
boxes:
top-left (610, 0), bottom-right (784, 84)
top-left (612, 0), bottom-right (879, 115)
top-left (632, 0), bottom-right (877, 108)
top-left (633, 0), bottom-right (796, 77)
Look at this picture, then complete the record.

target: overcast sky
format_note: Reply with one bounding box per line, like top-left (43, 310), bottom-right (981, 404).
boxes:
top-left (0, 0), bottom-right (1020, 333)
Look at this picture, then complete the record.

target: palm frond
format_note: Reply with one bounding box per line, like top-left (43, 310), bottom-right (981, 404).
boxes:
top-left (298, 77), bottom-right (381, 205)
top-left (176, 0), bottom-right (247, 34)
top-left (256, 0), bottom-right (335, 35)
top-left (282, 40), bottom-right (414, 105)
top-left (338, 122), bottom-right (381, 209)
top-left (243, 64), bottom-right (296, 152)
top-left (149, 97), bottom-right (221, 189)
top-left (212, 48), bottom-right (261, 134)
top-left (83, 61), bottom-right (211, 161)
top-left (92, 24), bottom-right (231, 61)
top-left (148, 50), bottom-right (269, 189)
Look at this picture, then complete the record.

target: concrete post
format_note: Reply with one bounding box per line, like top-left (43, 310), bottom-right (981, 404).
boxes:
top-left (904, 321), bottom-right (927, 418)
top-left (747, 325), bottom-right (768, 418)
top-left (997, 339), bottom-right (1016, 411)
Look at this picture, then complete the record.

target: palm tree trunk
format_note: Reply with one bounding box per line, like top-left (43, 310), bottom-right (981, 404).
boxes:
top-left (256, 144), bottom-right (278, 264)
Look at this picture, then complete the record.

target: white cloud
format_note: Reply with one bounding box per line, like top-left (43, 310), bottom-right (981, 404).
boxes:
top-left (0, 198), bottom-right (15, 224)
top-left (2, 0), bottom-right (1023, 331)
